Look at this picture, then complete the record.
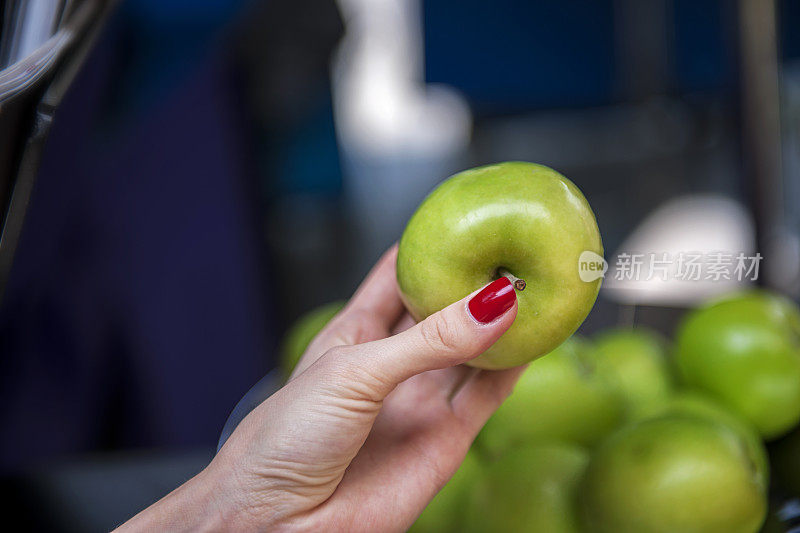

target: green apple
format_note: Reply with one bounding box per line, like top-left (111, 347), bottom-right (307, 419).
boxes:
top-left (477, 337), bottom-right (623, 454)
top-left (592, 328), bottom-right (673, 418)
top-left (579, 415), bottom-right (767, 533)
top-left (675, 291), bottom-right (800, 439)
top-left (397, 162), bottom-right (603, 369)
top-left (279, 301), bottom-right (346, 376)
top-left (465, 442), bottom-right (589, 533)
top-left (410, 450), bottom-right (483, 533)
top-left (639, 391), bottom-right (769, 491)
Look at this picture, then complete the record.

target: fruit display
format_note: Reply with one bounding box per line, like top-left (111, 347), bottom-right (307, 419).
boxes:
top-left (591, 328), bottom-right (673, 418)
top-left (675, 291), bottom-right (800, 439)
top-left (465, 443), bottom-right (589, 533)
top-left (396, 161), bottom-right (603, 369)
top-left (578, 415), bottom-right (767, 533)
top-left (280, 164), bottom-right (800, 532)
top-left (407, 289), bottom-right (799, 533)
top-left (477, 338), bottom-right (623, 454)
top-left (640, 391), bottom-right (769, 489)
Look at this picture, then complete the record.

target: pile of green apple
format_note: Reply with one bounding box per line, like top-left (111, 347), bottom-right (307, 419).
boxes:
top-left (281, 163), bottom-right (800, 532)
top-left (409, 290), bottom-right (800, 533)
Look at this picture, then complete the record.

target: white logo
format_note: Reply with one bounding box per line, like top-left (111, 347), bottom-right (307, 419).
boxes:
top-left (579, 251), bottom-right (608, 282)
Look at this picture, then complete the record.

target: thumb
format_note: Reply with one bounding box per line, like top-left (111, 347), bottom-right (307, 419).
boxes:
top-left (315, 277), bottom-right (518, 400)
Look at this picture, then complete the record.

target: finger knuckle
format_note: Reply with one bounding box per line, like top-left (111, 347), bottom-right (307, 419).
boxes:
top-left (319, 349), bottom-right (391, 402)
top-left (419, 312), bottom-right (461, 356)
top-left (323, 345), bottom-right (351, 360)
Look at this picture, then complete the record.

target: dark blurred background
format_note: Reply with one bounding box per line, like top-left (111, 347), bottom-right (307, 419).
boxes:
top-left (1, 0), bottom-right (799, 530)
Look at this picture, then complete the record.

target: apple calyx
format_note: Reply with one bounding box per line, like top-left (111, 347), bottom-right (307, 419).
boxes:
top-left (498, 268), bottom-right (526, 292)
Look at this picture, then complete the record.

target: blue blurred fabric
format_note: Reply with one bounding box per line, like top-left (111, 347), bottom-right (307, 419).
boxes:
top-left (424, 0), bottom-right (800, 113)
top-left (424, 0), bottom-right (617, 112)
top-left (0, 4), bottom-right (273, 470)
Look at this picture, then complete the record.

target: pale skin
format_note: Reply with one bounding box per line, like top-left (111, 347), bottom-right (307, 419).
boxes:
top-left (116, 246), bottom-right (524, 532)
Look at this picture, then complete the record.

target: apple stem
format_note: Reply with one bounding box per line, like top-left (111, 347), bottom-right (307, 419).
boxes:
top-left (499, 268), bottom-right (526, 291)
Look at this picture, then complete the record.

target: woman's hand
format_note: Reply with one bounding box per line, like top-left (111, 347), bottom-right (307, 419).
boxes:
top-left (118, 246), bottom-right (523, 532)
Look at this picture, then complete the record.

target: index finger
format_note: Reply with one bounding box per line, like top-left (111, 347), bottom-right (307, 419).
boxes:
top-left (290, 246), bottom-right (406, 378)
top-left (340, 244), bottom-right (405, 328)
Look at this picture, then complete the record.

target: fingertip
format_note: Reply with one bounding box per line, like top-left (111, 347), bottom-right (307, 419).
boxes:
top-left (380, 243), bottom-right (399, 267)
top-left (344, 245), bottom-right (405, 327)
top-left (466, 277), bottom-right (517, 326)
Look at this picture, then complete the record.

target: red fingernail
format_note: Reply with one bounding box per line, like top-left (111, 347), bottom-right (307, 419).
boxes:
top-left (468, 277), bottom-right (516, 324)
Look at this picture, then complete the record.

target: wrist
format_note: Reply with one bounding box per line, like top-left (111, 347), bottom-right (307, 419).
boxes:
top-left (114, 464), bottom-right (265, 532)
top-left (198, 459), bottom-right (275, 531)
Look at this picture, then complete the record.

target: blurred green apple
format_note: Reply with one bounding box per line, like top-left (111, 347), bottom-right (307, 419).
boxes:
top-left (477, 338), bottom-right (623, 454)
top-left (465, 442), bottom-right (589, 533)
top-left (397, 162), bottom-right (603, 369)
top-left (279, 301), bottom-right (346, 376)
top-left (410, 451), bottom-right (483, 533)
top-left (592, 328), bottom-right (673, 418)
top-left (579, 415), bottom-right (767, 533)
top-left (675, 291), bottom-right (800, 439)
top-left (639, 391), bottom-right (769, 491)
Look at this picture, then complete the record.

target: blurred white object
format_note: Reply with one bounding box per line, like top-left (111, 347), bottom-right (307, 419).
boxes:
top-left (331, 0), bottom-right (471, 274)
top-left (332, 0), bottom-right (470, 155)
top-left (603, 195), bottom-right (756, 306)
top-left (2, 1), bottom-right (65, 66)
top-left (0, 1), bottom-right (74, 102)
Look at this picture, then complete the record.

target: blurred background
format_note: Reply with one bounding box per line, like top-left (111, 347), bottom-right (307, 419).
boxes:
top-left (1, 0), bottom-right (799, 530)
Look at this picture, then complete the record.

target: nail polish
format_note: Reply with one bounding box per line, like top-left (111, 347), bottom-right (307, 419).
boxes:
top-left (468, 277), bottom-right (516, 323)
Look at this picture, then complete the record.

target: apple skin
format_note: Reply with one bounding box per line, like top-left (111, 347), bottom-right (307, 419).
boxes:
top-left (592, 328), bottom-right (673, 418)
top-left (397, 162), bottom-right (603, 369)
top-left (409, 451), bottom-right (482, 533)
top-left (465, 442), bottom-right (589, 533)
top-left (674, 291), bottom-right (800, 440)
top-left (638, 391), bottom-right (769, 491)
top-left (579, 415), bottom-right (767, 533)
top-left (279, 301), bottom-right (346, 376)
top-left (477, 337), bottom-right (623, 454)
